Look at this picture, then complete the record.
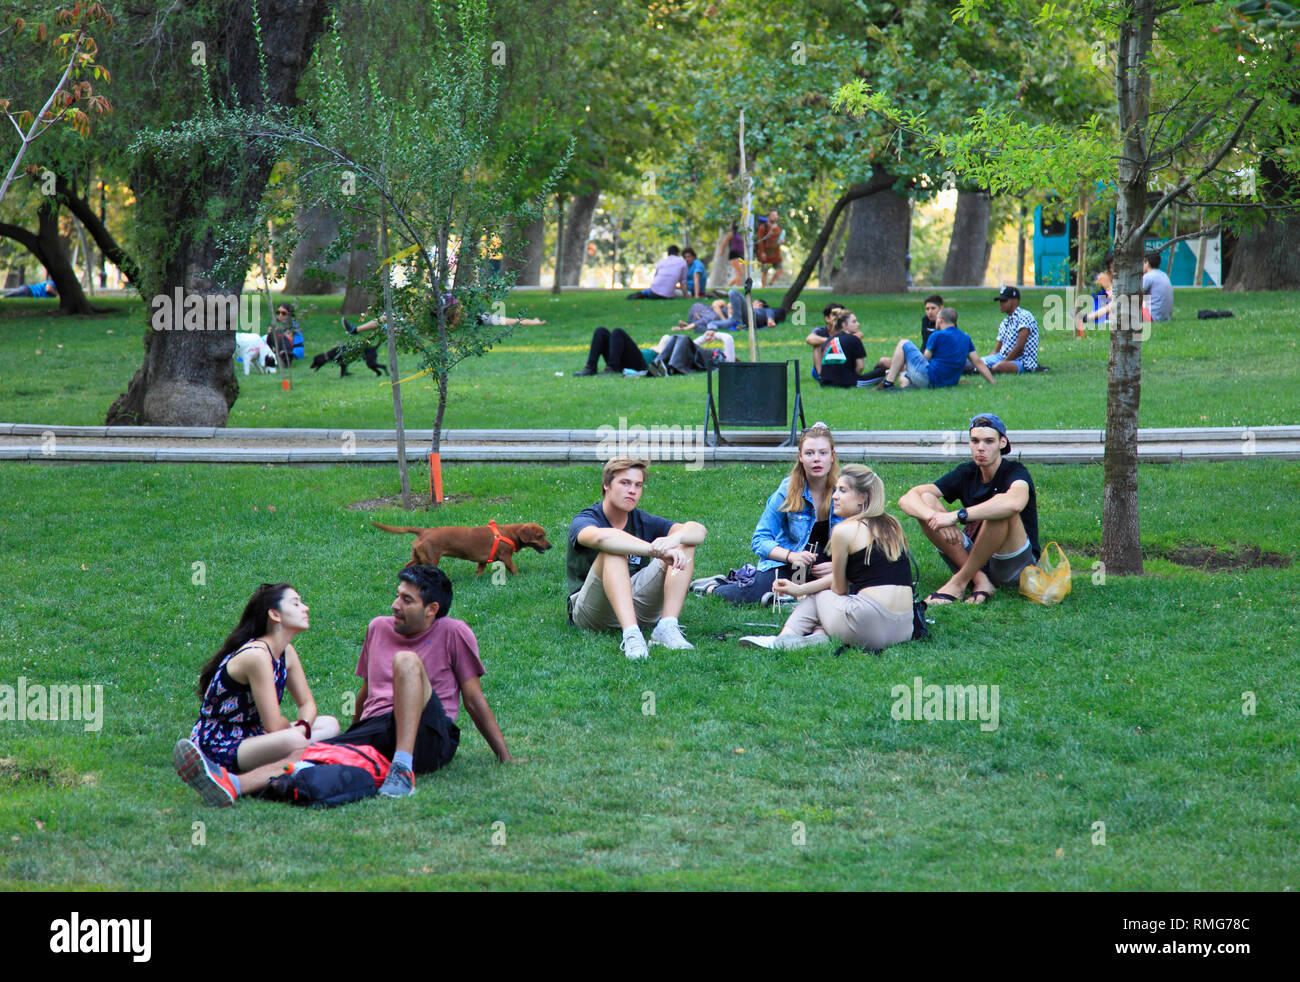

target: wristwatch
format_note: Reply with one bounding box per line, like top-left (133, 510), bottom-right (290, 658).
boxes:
top-left (956, 508), bottom-right (969, 525)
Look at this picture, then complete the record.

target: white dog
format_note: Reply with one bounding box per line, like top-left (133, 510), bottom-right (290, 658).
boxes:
top-left (234, 333), bottom-right (278, 375)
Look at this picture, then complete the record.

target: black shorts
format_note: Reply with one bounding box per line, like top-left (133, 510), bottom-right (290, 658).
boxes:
top-left (728, 249), bottom-right (743, 261)
top-left (325, 696), bottom-right (460, 774)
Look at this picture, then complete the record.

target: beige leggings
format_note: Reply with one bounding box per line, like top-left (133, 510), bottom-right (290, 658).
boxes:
top-left (783, 590), bottom-right (913, 651)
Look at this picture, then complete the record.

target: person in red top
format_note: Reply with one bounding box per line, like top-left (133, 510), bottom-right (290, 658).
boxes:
top-left (175, 566), bottom-right (517, 806)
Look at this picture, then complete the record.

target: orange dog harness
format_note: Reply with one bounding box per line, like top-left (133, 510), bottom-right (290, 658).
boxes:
top-left (487, 520), bottom-right (517, 563)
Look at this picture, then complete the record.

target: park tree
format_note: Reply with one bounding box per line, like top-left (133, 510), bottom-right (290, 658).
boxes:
top-left (836, 0), bottom-right (1300, 574)
top-left (0, 2), bottom-right (114, 311)
top-left (144, 0), bottom-right (568, 504)
top-left (103, 0), bottom-right (331, 427)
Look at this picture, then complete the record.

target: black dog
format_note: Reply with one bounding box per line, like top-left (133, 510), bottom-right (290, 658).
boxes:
top-left (311, 344), bottom-right (388, 377)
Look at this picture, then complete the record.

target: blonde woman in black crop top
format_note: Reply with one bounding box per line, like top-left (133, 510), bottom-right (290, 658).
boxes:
top-left (740, 464), bottom-right (914, 652)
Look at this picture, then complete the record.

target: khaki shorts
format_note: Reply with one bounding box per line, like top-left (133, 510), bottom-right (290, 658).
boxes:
top-left (569, 557), bottom-right (666, 632)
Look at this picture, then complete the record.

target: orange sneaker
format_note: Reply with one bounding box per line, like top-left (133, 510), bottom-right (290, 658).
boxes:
top-left (173, 738), bottom-right (238, 807)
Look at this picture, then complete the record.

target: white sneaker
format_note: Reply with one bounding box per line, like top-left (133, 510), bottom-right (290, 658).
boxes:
top-left (649, 620), bottom-right (694, 650)
top-left (772, 633), bottom-right (831, 650)
top-left (620, 633), bottom-right (650, 660)
top-left (739, 635), bottom-right (777, 649)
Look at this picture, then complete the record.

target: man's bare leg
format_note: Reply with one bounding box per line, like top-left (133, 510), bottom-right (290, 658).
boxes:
top-left (883, 339), bottom-right (908, 384)
top-left (659, 545), bottom-right (696, 619)
top-left (391, 650), bottom-right (434, 756)
top-left (932, 514), bottom-right (1028, 602)
top-left (593, 552), bottom-right (639, 630)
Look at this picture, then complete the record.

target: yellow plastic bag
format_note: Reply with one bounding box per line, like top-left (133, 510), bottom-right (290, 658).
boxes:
top-left (1018, 542), bottom-right (1072, 605)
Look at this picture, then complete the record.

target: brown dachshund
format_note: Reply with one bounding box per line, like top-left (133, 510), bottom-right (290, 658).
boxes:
top-left (373, 521), bottom-right (552, 575)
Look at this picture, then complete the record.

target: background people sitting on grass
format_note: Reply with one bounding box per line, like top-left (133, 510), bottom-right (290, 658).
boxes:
top-left (1075, 253), bottom-right (1115, 337)
top-left (174, 567), bottom-right (516, 805)
top-left (693, 421), bottom-right (840, 605)
top-left (806, 303), bottom-right (845, 381)
top-left (876, 306), bottom-right (995, 390)
top-left (682, 247), bottom-right (708, 297)
top-left (1143, 250), bottom-right (1174, 322)
top-left (740, 465), bottom-right (915, 652)
top-left (173, 582), bottom-right (340, 796)
top-left (981, 286), bottom-right (1039, 373)
top-left (566, 458), bottom-right (707, 660)
top-left (628, 245), bottom-right (688, 300)
top-left (266, 303), bottom-right (305, 364)
top-left (343, 298), bottom-right (543, 335)
top-left (898, 414), bottom-right (1041, 606)
top-left (817, 310), bottom-right (872, 388)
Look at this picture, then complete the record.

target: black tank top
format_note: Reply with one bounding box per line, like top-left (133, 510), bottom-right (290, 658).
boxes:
top-left (844, 545), bottom-right (911, 592)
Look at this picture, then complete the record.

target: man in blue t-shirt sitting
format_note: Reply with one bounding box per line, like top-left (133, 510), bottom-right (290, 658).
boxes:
top-left (875, 307), bottom-right (995, 390)
top-left (566, 458), bottom-right (708, 660)
top-left (898, 414), bottom-right (1042, 605)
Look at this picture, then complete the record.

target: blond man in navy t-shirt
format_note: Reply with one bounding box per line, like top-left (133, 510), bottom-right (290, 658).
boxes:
top-left (567, 458), bottom-right (707, 660)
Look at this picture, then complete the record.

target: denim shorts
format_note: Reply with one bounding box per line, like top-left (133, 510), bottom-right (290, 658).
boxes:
top-left (901, 340), bottom-right (932, 388)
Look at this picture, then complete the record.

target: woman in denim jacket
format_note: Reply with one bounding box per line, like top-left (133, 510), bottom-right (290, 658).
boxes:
top-left (694, 422), bottom-right (842, 604)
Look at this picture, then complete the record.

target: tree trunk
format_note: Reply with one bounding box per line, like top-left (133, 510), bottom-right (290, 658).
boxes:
top-left (1101, 0), bottom-right (1157, 577)
top-left (551, 193), bottom-right (564, 294)
top-left (708, 225), bottom-right (730, 288)
top-left (559, 186), bottom-right (599, 287)
top-left (942, 188), bottom-right (992, 286)
top-left (54, 172), bottom-right (140, 288)
top-left (0, 199), bottom-right (95, 314)
top-left (341, 223), bottom-right (376, 316)
top-left (504, 215), bottom-right (544, 285)
top-left (819, 205), bottom-right (849, 286)
top-left (1223, 156), bottom-right (1300, 291)
top-left (284, 203), bottom-right (347, 294)
top-left (107, 0), bottom-right (330, 427)
top-left (834, 182), bottom-right (910, 294)
top-left (780, 168), bottom-right (897, 311)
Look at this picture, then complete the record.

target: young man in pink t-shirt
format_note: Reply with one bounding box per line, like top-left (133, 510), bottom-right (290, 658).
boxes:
top-left (176, 566), bottom-right (516, 805)
top-left (627, 245), bottom-right (688, 300)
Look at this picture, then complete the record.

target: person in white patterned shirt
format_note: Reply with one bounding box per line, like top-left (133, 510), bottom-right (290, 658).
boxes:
top-left (983, 286), bottom-right (1039, 374)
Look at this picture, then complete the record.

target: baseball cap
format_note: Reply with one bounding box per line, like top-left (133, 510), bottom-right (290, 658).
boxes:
top-left (993, 286), bottom-right (1020, 301)
top-left (969, 413), bottom-right (1010, 452)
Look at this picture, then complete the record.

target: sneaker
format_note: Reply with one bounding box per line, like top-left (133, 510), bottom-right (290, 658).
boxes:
top-left (572, 366), bottom-right (598, 377)
top-left (772, 633), bottom-right (831, 650)
top-left (649, 620), bottom-right (694, 650)
top-left (378, 761), bottom-right (416, 798)
top-left (761, 591), bottom-right (795, 608)
top-left (173, 738), bottom-right (237, 807)
top-left (690, 574), bottom-right (726, 594)
top-left (342, 316), bottom-right (358, 335)
top-left (739, 635), bottom-right (777, 649)
top-left (621, 632), bottom-right (650, 661)
top-left (646, 359), bottom-right (667, 377)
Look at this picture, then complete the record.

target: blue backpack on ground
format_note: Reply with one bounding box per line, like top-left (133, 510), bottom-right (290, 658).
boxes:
top-left (262, 763), bottom-right (377, 807)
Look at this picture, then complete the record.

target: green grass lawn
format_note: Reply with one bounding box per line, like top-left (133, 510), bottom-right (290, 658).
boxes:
top-left (1, 458), bottom-right (1296, 890)
top-left (1, 287), bottom-right (1297, 431)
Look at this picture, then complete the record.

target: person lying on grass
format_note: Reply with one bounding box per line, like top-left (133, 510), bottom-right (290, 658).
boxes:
top-left (898, 413), bottom-right (1041, 606)
top-left (342, 295), bottom-right (543, 336)
top-left (693, 421), bottom-right (840, 605)
top-left (174, 583), bottom-right (341, 782)
top-left (739, 465), bottom-right (915, 652)
top-left (174, 566), bottom-right (516, 806)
